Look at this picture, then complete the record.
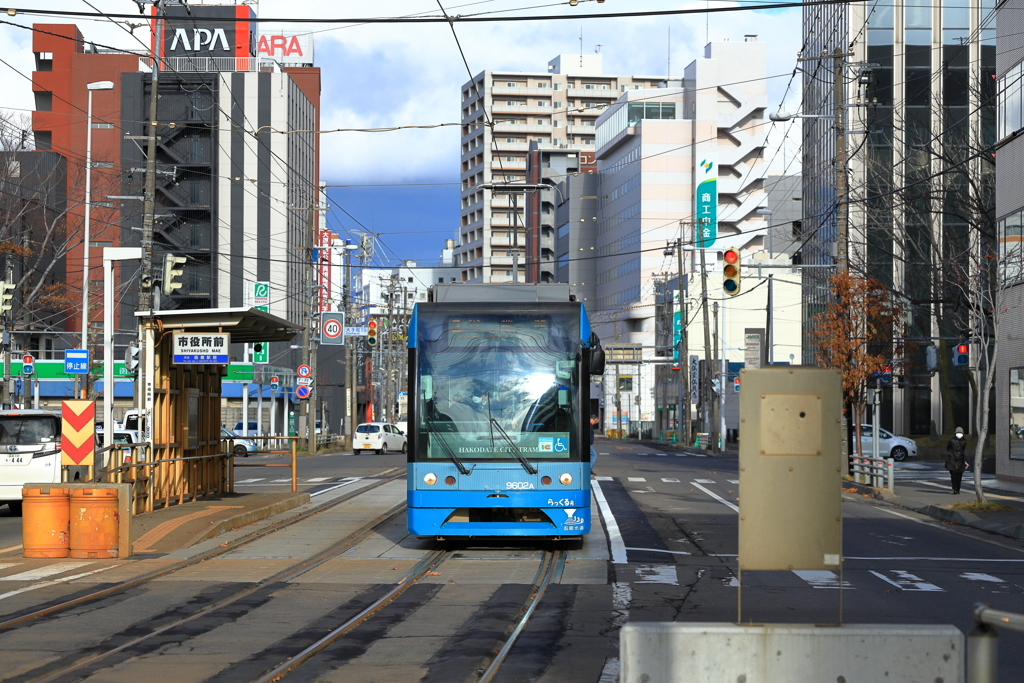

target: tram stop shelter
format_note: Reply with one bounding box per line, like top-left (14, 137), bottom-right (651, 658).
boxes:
top-left (128, 307), bottom-right (301, 511)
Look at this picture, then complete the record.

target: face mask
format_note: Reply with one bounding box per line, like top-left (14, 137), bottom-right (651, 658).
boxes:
top-left (472, 395), bottom-right (483, 404)
top-left (956, 432), bottom-right (964, 438)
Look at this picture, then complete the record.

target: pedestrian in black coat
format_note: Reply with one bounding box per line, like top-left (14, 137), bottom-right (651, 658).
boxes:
top-left (946, 427), bottom-right (969, 494)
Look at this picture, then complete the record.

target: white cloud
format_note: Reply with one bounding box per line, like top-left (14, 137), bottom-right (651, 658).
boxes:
top-left (1, 0), bottom-right (804, 183)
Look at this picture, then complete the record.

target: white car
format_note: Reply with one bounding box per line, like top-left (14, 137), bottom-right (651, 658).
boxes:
top-left (354, 423), bottom-right (407, 455)
top-left (858, 424), bottom-right (918, 461)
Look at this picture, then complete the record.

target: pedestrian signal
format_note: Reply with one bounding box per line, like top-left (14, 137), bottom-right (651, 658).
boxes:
top-left (953, 343), bottom-right (969, 367)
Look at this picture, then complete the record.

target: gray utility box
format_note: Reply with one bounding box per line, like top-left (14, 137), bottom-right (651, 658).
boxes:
top-left (738, 367), bottom-right (843, 571)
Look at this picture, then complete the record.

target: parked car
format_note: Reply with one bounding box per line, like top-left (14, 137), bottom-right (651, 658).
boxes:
top-left (857, 424), bottom-right (918, 461)
top-left (354, 422), bottom-right (407, 455)
top-left (222, 427), bottom-right (257, 456)
top-left (233, 421), bottom-right (264, 436)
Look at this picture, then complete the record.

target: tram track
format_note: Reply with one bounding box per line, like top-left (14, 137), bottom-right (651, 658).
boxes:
top-left (257, 546), bottom-right (568, 683)
top-left (0, 472), bottom-right (406, 632)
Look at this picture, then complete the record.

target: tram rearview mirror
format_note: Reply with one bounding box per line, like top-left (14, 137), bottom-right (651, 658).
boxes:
top-left (589, 335), bottom-right (606, 375)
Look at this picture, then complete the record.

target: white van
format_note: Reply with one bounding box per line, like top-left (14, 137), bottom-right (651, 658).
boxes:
top-left (0, 410), bottom-right (64, 516)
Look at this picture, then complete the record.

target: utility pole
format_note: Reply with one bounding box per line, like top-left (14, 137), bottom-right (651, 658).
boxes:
top-left (699, 247), bottom-right (713, 446)
top-left (343, 247), bottom-right (356, 449)
top-left (301, 203), bottom-right (315, 454)
top-left (675, 225), bottom-right (690, 445)
top-left (712, 301), bottom-right (720, 454)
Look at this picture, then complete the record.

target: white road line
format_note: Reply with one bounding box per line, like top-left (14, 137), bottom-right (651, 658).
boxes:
top-left (594, 476), bottom-right (613, 481)
top-left (306, 477), bottom-right (332, 482)
top-left (0, 545), bottom-right (22, 554)
top-left (0, 565), bottom-right (119, 602)
top-left (792, 570), bottom-right (852, 589)
top-left (693, 453), bottom-right (706, 457)
top-left (627, 477), bottom-right (647, 482)
top-left (661, 478), bottom-right (680, 483)
top-left (599, 452), bottom-right (610, 455)
top-left (691, 481), bottom-right (739, 513)
top-left (598, 583), bottom-right (632, 683)
top-left (655, 454), bottom-right (667, 457)
top-left (869, 570), bottom-right (944, 592)
top-left (625, 547), bottom-right (691, 556)
top-left (635, 565), bottom-right (679, 585)
top-left (309, 477), bottom-right (361, 498)
top-left (728, 479), bottom-right (740, 485)
top-left (272, 479), bottom-right (292, 483)
top-left (592, 480), bottom-right (627, 565)
top-left (962, 572), bottom-right (1005, 583)
top-left (235, 478), bottom-right (265, 483)
top-left (674, 453), bottom-right (688, 457)
top-left (694, 479), bottom-right (716, 484)
top-left (0, 562), bottom-right (94, 581)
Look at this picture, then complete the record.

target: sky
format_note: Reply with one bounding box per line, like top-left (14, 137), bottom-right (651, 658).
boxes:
top-left (0, 0), bottom-right (806, 266)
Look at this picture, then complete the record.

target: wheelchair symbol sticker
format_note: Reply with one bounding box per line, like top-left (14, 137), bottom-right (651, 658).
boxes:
top-left (553, 438), bottom-right (568, 452)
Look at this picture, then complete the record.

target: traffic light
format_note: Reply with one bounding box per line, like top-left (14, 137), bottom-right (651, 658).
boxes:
top-left (881, 364), bottom-right (892, 384)
top-left (367, 319), bottom-right (378, 346)
top-left (953, 342), bottom-right (969, 367)
top-left (925, 345), bottom-right (939, 372)
top-left (0, 281), bottom-right (14, 313)
top-left (723, 248), bottom-right (741, 296)
top-left (124, 342), bottom-right (140, 375)
top-left (162, 254), bottom-right (187, 296)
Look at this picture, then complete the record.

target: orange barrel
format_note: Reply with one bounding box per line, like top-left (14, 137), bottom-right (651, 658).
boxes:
top-left (69, 488), bottom-right (119, 559)
top-left (22, 487), bottom-right (70, 559)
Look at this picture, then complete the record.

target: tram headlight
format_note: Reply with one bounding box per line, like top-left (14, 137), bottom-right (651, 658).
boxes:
top-left (559, 473), bottom-right (573, 485)
top-left (423, 473), bottom-right (438, 485)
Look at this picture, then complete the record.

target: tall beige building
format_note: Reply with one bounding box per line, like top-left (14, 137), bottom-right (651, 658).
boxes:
top-left (457, 55), bottom-right (664, 283)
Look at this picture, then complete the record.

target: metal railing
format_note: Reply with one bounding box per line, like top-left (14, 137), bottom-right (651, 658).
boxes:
top-left (850, 454), bottom-right (895, 492)
top-left (969, 603), bottom-right (1024, 682)
top-left (226, 435), bottom-right (299, 493)
top-left (91, 445), bottom-right (231, 515)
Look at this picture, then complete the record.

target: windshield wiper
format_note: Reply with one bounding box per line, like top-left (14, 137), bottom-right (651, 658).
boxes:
top-left (489, 418), bottom-right (538, 475)
top-left (424, 417), bottom-right (471, 475)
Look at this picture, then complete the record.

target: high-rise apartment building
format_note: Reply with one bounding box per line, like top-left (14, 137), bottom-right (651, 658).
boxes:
top-left (801, 0), bottom-right (995, 436)
top-left (457, 55), bottom-right (664, 283)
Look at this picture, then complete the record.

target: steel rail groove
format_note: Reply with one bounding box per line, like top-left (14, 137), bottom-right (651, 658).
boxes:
top-left (30, 501), bottom-right (409, 683)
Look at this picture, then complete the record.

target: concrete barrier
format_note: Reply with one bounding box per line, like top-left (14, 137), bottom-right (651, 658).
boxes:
top-left (621, 622), bottom-right (963, 682)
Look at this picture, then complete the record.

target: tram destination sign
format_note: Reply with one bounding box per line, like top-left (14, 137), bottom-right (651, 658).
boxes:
top-left (172, 332), bottom-right (230, 364)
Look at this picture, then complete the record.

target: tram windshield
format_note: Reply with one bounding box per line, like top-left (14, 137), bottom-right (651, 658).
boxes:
top-left (416, 311), bottom-right (580, 461)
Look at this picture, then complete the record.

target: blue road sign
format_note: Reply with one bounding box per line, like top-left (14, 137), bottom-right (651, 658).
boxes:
top-left (295, 385), bottom-right (311, 400)
top-left (65, 349), bottom-right (90, 374)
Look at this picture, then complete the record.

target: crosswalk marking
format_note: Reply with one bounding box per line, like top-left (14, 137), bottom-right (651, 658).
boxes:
top-left (272, 479), bottom-right (292, 483)
top-left (627, 477), bottom-right (647, 482)
top-left (674, 453), bottom-right (688, 457)
top-left (654, 453), bottom-right (667, 457)
top-left (306, 477), bottom-right (332, 482)
top-left (594, 476), bottom-right (613, 481)
top-left (0, 562), bottom-right (93, 582)
top-left (661, 478), bottom-right (680, 483)
top-left (869, 570), bottom-right (944, 592)
top-left (235, 478), bottom-right (265, 484)
top-left (694, 479), bottom-right (716, 484)
top-left (962, 573), bottom-right (1005, 583)
top-left (728, 479), bottom-right (740, 484)
top-left (792, 570), bottom-right (852, 589)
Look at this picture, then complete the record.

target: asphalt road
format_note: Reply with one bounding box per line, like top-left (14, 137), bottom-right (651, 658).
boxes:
top-left (590, 439), bottom-right (1024, 678)
top-left (2, 440), bottom-right (1022, 680)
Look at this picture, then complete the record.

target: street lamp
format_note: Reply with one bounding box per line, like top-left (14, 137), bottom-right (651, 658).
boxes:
top-left (83, 80), bottom-right (114, 398)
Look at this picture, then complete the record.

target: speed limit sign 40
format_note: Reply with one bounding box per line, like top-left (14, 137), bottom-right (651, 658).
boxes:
top-left (321, 312), bottom-right (345, 345)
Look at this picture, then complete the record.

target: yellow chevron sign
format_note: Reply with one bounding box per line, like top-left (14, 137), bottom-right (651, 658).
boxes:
top-left (61, 400), bottom-right (95, 466)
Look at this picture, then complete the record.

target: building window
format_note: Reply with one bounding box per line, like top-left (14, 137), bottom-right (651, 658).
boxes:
top-left (554, 83), bottom-right (563, 91)
top-left (538, 82), bottom-right (548, 88)
top-left (90, 161), bottom-right (114, 168)
top-left (585, 84), bottom-right (596, 89)
top-left (537, 101), bottom-right (548, 107)
top-left (507, 100), bottom-right (516, 105)
top-left (618, 376), bottom-right (633, 392)
top-left (506, 156), bottom-right (515, 162)
top-left (1011, 368), bottom-right (1024, 460)
top-left (506, 82), bottom-right (516, 87)
top-left (506, 137), bottom-right (516, 142)
top-left (34, 91), bottom-right (53, 112)
top-left (7, 160), bottom-right (19, 178)
top-left (90, 241), bottom-right (113, 247)
top-left (537, 119), bottom-right (545, 125)
top-left (554, 102), bottom-right (563, 109)
top-left (91, 122), bottom-right (114, 129)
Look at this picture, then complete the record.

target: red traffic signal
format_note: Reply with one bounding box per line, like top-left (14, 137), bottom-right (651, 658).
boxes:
top-left (367, 319), bottom-right (378, 346)
top-left (956, 343), bottom-right (968, 354)
top-left (723, 248), bottom-right (741, 296)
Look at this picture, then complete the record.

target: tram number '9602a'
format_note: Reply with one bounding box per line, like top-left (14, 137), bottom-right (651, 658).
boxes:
top-left (505, 482), bottom-right (535, 490)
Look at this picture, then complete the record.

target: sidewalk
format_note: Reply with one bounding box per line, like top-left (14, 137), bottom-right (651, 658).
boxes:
top-left (846, 474), bottom-right (1024, 542)
top-left (599, 435), bottom-right (735, 457)
top-left (130, 491), bottom-right (309, 555)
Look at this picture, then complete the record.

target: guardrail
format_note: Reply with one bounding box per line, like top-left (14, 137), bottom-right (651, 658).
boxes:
top-left (850, 455), bottom-right (894, 492)
top-left (91, 445), bottom-right (230, 515)
top-left (226, 435), bottom-right (299, 493)
top-left (969, 603), bottom-right (1024, 682)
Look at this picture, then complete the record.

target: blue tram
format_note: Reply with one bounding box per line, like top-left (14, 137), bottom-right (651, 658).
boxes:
top-left (406, 285), bottom-right (605, 538)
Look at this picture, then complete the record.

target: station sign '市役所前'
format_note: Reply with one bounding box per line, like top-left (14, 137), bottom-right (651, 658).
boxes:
top-left (172, 332), bottom-right (230, 365)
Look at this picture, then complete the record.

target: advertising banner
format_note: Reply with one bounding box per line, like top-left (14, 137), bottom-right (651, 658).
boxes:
top-left (696, 156), bottom-right (717, 249)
